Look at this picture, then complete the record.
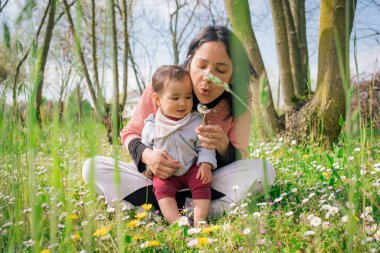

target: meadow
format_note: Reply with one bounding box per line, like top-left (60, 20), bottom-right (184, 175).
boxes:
top-left (0, 108), bottom-right (379, 253)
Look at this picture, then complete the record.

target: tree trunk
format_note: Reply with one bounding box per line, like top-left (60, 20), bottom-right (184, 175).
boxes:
top-left (282, 0), bottom-right (308, 97)
top-left (120, 0), bottom-right (129, 110)
top-left (90, 0), bottom-right (103, 101)
top-left (290, 0), bottom-right (309, 92)
top-left (224, 0), bottom-right (280, 139)
top-left (269, 0), bottom-right (295, 111)
top-left (109, 0), bottom-right (120, 143)
top-left (62, 0), bottom-right (104, 120)
top-left (35, 0), bottom-right (56, 123)
top-left (286, 0), bottom-right (356, 145)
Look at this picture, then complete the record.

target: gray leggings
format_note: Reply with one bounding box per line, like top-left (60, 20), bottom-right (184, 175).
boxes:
top-left (82, 156), bottom-right (275, 216)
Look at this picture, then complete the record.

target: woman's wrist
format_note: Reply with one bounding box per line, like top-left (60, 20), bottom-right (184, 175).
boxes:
top-left (141, 148), bottom-right (153, 165)
top-left (216, 134), bottom-right (229, 157)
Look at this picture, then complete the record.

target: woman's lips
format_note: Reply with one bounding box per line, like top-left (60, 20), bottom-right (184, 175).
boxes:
top-left (199, 89), bottom-right (211, 96)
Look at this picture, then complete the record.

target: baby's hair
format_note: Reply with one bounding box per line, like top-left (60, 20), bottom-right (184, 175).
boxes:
top-left (152, 65), bottom-right (190, 94)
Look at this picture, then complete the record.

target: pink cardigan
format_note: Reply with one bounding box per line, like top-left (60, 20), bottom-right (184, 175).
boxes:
top-left (120, 84), bottom-right (251, 158)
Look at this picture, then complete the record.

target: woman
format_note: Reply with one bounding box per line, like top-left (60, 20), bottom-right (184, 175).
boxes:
top-left (82, 26), bottom-right (275, 216)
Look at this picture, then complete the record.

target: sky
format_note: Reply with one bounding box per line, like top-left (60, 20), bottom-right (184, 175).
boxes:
top-left (1, 0), bottom-right (380, 105)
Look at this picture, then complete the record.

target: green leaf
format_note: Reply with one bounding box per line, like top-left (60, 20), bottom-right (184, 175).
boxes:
top-left (339, 115), bottom-right (344, 127)
top-left (183, 226), bottom-right (188, 237)
top-left (125, 234), bottom-right (131, 244)
top-left (3, 23), bottom-right (11, 49)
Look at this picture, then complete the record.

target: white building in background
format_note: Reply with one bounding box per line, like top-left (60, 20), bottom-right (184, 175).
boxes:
top-left (122, 89), bottom-right (142, 119)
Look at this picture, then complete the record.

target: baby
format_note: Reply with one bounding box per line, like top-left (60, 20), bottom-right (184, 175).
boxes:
top-left (141, 65), bottom-right (217, 227)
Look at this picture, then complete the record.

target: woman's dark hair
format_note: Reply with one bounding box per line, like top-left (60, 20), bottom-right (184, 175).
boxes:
top-left (183, 25), bottom-right (257, 118)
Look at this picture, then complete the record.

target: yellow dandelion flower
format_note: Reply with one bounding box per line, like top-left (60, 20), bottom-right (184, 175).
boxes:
top-left (132, 234), bottom-right (144, 241)
top-left (302, 154), bottom-right (308, 159)
top-left (354, 216), bottom-right (360, 222)
top-left (197, 237), bottom-right (209, 247)
top-left (201, 225), bottom-right (221, 234)
top-left (141, 203), bottom-right (152, 211)
top-left (322, 172), bottom-right (329, 178)
top-left (40, 249), bottom-right (50, 253)
top-left (126, 219), bottom-right (140, 227)
top-left (148, 240), bottom-right (160, 247)
top-left (135, 211), bottom-right (148, 219)
top-left (93, 225), bottom-right (111, 237)
top-left (71, 233), bottom-right (80, 242)
top-left (66, 214), bottom-right (79, 221)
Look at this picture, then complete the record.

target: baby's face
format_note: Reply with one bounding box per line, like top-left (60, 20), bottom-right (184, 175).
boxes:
top-left (157, 75), bottom-right (193, 119)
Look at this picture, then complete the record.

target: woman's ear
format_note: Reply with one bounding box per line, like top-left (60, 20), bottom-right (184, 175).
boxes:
top-left (152, 92), bottom-right (161, 107)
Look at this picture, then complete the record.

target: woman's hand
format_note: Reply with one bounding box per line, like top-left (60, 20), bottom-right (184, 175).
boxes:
top-left (196, 124), bottom-right (229, 157)
top-left (141, 149), bottom-right (180, 179)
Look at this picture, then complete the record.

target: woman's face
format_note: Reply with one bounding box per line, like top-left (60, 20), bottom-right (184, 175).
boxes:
top-left (189, 41), bottom-right (233, 104)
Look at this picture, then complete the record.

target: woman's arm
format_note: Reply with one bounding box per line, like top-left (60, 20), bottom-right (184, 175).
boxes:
top-left (120, 85), bottom-right (180, 178)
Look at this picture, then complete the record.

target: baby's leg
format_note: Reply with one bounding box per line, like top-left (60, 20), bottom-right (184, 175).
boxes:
top-left (192, 199), bottom-right (210, 228)
top-left (158, 197), bottom-right (181, 224)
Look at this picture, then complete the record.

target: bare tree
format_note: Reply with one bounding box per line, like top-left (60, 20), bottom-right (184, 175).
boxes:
top-left (35, 0), bottom-right (57, 123)
top-left (224, 0), bottom-right (280, 139)
top-left (225, 0), bottom-right (357, 144)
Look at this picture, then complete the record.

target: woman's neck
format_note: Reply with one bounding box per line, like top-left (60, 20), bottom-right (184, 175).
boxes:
top-left (201, 91), bottom-right (228, 109)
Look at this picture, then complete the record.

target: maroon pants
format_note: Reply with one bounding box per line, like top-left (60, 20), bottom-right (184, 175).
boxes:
top-left (153, 165), bottom-right (211, 200)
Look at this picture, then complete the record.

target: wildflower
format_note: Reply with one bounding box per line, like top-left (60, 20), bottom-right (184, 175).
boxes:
top-left (40, 249), bottom-right (50, 253)
top-left (274, 197), bottom-right (283, 203)
top-left (95, 214), bottom-right (105, 221)
top-left (197, 237), bottom-right (209, 247)
top-left (2, 222), bottom-right (13, 228)
top-left (256, 202), bottom-right (267, 206)
top-left (304, 230), bottom-right (316, 236)
top-left (243, 228), bottom-right (251, 235)
top-left (374, 229), bottom-right (380, 241)
top-left (322, 222), bottom-right (330, 229)
top-left (341, 215), bottom-right (349, 223)
top-left (135, 211), bottom-right (148, 219)
top-left (252, 212), bottom-right (261, 218)
top-left (310, 216), bottom-right (322, 227)
top-left (126, 219), bottom-right (140, 227)
top-left (66, 214), bottom-right (79, 221)
top-left (141, 240), bottom-right (160, 248)
top-left (23, 208), bottom-right (32, 214)
top-left (106, 207), bottom-right (115, 213)
top-left (291, 188), bottom-right (298, 193)
top-left (93, 226), bottom-right (111, 237)
top-left (178, 216), bottom-right (189, 227)
top-left (23, 239), bottom-right (35, 247)
top-left (156, 226), bottom-right (164, 232)
top-left (59, 212), bottom-right (68, 220)
top-left (58, 224), bottom-right (65, 229)
top-left (202, 225), bottom-right (220, 234)
top-left (285, 211), bottom-right (294, 217)
top-left (188, 228), bottom-right (201, 235)
top-left (71, 233), bottom-right (80, 242)
top-left (301, 198), bottom-right (309, 204)
top-left (231, 185), bottom-right (239, 191)
top-left (277, 241), bottom-right (282, 246)
top-left (132, 235), bottom-right (144, 241)
top-left (141, 203), bottom-right (152, 211)
top-left (81, 221), bottom-right (88, 227)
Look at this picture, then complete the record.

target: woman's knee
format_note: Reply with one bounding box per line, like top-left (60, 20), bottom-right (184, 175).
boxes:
top-left (82, 156), bottom-right (100, 183)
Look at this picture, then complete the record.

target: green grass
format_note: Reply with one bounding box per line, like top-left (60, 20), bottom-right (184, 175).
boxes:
top-left (0, 113), bottom-right (379, 252)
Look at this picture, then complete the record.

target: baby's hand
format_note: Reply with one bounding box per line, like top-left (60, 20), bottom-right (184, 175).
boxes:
top-left (196, 163), bottom-right (213, 184)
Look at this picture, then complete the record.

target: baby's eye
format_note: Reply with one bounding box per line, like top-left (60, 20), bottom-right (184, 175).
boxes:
top-left (186, 96), bottom-right (193, 99)
top-left (171, 97), bottom-right (179, 100)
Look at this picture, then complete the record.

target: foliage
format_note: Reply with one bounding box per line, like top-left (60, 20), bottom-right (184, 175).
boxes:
top-left (0, 115), bottom-right (379, 252)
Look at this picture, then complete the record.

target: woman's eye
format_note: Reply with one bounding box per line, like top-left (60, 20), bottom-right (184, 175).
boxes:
top-left (186, 96), bottom-right (193, 99)
top-left (171, 97), bottom-right (179, 100)
top-left (217, 69), bottom-right (227, 74)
